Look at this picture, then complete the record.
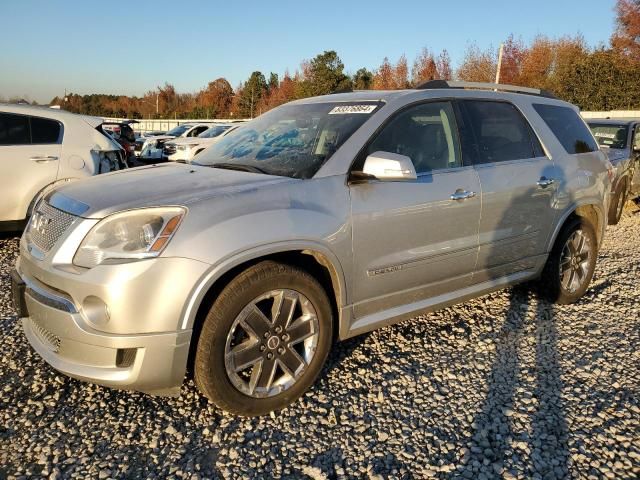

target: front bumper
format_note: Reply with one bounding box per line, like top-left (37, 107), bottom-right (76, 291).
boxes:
top-left (14, 244), bottom-right (210, 395)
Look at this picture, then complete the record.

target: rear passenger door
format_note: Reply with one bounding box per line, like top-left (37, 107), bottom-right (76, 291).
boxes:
top-left (0, 113), bottom-right (62, 222)
top-left (458, 100), bottom-right (559, 282)
top-left (350, 101), bottom-right (481, 320)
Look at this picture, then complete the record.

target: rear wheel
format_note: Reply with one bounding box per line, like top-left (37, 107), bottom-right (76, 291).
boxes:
top-left (539, 217), bottom-right (597, 304)
top-left (194, 261), bottom-right (333, 416)
top-left (608, 180), bottom-right (628, 225)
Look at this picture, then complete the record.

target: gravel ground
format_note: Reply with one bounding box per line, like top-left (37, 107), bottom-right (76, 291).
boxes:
top-left (1, 207), bottom-right (639, 480)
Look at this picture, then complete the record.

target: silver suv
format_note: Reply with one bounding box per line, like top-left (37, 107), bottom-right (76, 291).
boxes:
top-left (12, 81), bottom-right (611, 416)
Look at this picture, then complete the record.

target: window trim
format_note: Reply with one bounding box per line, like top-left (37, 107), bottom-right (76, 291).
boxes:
top-left (349, 98), bottom-right (466, 178)
top-left (457, 98), bottom-right (548, 167)
top-left (0, 111), bottom-right (64, 146)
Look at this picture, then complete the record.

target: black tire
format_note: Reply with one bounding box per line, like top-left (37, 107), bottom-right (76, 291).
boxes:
top-left (608, 180), bottom-right (628, 225)
top-left (194, 261), bottom-right (333, 416)
top-left (539, 217), bottom-right (597, 304)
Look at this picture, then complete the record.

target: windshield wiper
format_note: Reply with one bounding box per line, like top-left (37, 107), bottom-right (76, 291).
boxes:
top-left (210, 162), bottom-right (270, 175)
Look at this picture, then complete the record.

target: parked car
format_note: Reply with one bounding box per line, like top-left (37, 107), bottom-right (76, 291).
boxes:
top-left (12, 82), bottom-right (611, 416)
top-left (0, 104), bottom-right (126, 232)
top-left (163, 124), bottom-right (239, 163)
top-left (102, 120), bottom-right (138, 163)
top-left (139, 123), bottom-right (212, 161)
top-left (587, 119), bottom-right (640, 224)
top-left (134, 131), bottom-right (165, 157)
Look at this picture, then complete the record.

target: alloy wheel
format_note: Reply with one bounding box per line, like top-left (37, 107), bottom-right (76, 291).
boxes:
top-left (559, 229), bottom-right (592, 294)
top-left (224, 289), bottom-right (320, 398)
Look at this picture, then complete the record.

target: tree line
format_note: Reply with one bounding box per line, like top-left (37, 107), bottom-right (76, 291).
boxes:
top-left (38, 0), bottom-right (639, 117)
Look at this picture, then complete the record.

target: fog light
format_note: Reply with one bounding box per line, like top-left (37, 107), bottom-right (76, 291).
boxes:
top-left (116, 348), bottom-right (137, 368)
top-left (82, 296), bottom-right (110, 328)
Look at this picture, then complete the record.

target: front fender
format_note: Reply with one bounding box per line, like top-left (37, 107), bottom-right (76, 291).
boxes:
top-left (178, 240), bottom-right (348, 331)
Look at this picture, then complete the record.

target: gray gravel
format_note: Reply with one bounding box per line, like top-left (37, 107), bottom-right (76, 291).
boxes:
top-left (1, 206), bottom-right (639, 480)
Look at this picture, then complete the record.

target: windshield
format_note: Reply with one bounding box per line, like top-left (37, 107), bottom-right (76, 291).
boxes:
top-left (166, 125), bottom-right (191, 137)
top-left (589, 123), bottom-right (629, 149)
top-left (198, 125), bottom-right (230, 138)
top-left (194, 102), bottom-right (382, 178)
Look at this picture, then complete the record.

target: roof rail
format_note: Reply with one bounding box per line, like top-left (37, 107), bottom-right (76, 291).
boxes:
top-left (414, 80), bottom-right (558, 99)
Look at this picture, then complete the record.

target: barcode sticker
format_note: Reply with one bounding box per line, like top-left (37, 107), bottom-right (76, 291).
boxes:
top-left (328, 105), bottom-right (377, 115)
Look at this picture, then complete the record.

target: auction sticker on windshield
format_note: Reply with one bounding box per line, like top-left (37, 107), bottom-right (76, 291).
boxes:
top-left (329, 105), bottom-right (378, 114)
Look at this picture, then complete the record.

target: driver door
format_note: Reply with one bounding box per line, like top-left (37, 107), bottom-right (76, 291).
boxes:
top-left (349, 101), bottom-right (481, 322)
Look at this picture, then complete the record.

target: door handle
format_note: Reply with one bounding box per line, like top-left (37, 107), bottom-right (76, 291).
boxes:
top-left (537, 177), bottom-right (555, 188)
top-left (30, 156), bottom-right (59, 163)
top-left (450, 189), bottom-right (477, 201)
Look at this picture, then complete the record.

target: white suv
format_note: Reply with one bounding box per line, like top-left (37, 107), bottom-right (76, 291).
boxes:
top-left (163, 124), bottom-right (239, 163)
top-left (0, 104), bottom-right (126, 231)
top-left (138, 123), bottom-right (212, 161)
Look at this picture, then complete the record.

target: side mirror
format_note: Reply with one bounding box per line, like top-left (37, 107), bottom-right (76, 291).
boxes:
top-left (633, 135), bottom-right (640, 152)
top-left (353, 151), bottom-right (417, 182)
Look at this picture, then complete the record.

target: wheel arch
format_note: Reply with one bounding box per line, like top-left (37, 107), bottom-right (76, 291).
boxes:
top-left (548, 201), bottom-right (606, 252)
top-left (181, 243), bottom-right (347, 371)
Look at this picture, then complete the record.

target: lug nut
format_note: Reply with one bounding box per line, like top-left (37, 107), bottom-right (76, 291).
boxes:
top-left (259, 345), bottom-right (266, 352)
top-left (277, 347), bottom-right (285, 355)
top-left (264, 331), bottom-right (271, 338)
top-left (266, 352), bottom-right (274, 360)
top-left (281, 334), bottom-right (290, 341)
top-left (275, 326), bottom-right (282, 333)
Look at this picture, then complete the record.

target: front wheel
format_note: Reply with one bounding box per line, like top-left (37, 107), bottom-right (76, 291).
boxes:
top-left (194, 261), bottom-right (333, 416)
top-left (539, 217), bottom-right (597, 304)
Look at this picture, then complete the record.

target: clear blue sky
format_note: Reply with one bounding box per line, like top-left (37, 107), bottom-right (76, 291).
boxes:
top-left (0, 0), bottom-right (616, 103)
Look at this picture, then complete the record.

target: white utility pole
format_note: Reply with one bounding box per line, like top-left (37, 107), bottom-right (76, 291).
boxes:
top-left (495, 43), bottom-right (505, 85)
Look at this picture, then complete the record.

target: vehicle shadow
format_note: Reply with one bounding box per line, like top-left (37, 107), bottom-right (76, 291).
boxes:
top-left (466, 286), bottom-right (569, 477)
top-left (466, 163), bottom-right (571, 477)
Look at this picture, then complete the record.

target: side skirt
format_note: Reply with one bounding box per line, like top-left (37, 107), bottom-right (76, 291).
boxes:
top-left (340, 269), bottom-right (541, 340)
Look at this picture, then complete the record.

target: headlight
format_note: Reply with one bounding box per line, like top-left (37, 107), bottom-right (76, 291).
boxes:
top-left (73, 207), bottom-right (185, 268)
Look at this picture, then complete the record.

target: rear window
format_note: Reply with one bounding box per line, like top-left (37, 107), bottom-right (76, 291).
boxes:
top-left (533, 104), bottom-right (598, 154)
top-left (588, 123), bottom-right (629, 149)
top-left (0, 112), bottom-right (30, 145)
top-left (31, 116), bottom-right (61, 144)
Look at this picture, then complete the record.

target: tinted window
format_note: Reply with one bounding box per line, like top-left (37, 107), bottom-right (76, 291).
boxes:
top-left (365, 101), bottom-right (461, 173)
top-left (31, 116), bottom-right (61, 144)
top-left (533, 103), bottom-right (598, 154)
top-left (0, 112), bottom-right (30, 145)
top-left (166, 125), bottom-right (190, 136)
top-left (461, 101), bottom-right (541, 163)
top-left (198, 125), bottom-right (230, 138)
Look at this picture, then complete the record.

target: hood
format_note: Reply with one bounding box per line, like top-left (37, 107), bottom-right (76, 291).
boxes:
top-left (167, 136), bottom-right (221, 147)
top-left (145, 135), bottom-right (175, 143)
top-left (600, 146), bottom-right (630, 165)
top-left (52, 162), bottom-right (292, 218)
top-left (166, 137), bottom-right (203, 146)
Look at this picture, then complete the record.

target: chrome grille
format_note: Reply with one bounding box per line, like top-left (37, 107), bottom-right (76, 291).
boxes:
top-left (31, 318), bottom-right (61, 353)
top-left (28, 201), bottom-right (76, 253)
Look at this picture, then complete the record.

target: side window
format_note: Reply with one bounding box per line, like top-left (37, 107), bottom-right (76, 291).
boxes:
top-left (461, 100), bottom-right (542, 164)
top-left (189, 126), bottom-right (207, 137)
top-left (365, 101), bottom-right (462, 174)
top-left (0, 112), bottom-right (30, 145)
top-left (31, 116), bottom-right (61, 144)
top-left (533, 103), bottom-right (598, 154)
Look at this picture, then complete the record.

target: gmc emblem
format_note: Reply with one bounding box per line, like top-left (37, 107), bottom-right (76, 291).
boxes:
top-left (31, 211), bottom-right (52, 236)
